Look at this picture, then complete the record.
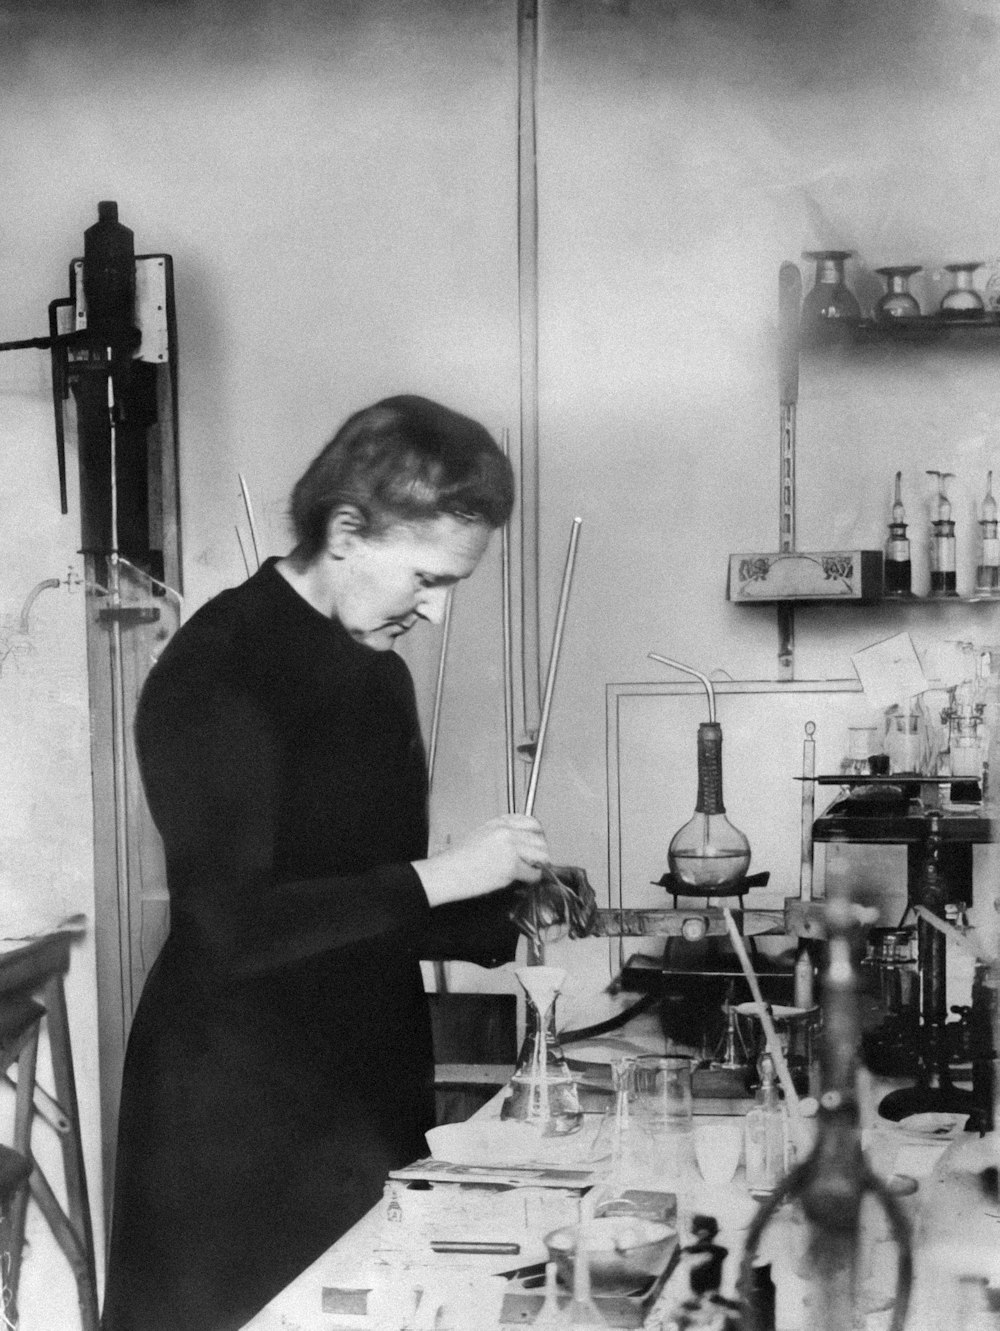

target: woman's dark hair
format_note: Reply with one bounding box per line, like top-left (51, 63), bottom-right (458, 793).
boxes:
top-left (289, 395), bottom-right (514, 559)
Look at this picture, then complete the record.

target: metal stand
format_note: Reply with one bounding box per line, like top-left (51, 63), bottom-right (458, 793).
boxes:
top-left (879, 810), bottom-right (976, 1121)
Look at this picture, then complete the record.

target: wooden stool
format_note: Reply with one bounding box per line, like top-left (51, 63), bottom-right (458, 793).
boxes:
top-left (0, 992), bottom-right (44, 1313)
top-left (0, 1144), bottom-right (32, 1327)
top-left (0, 975), bottom-right (98, 1331)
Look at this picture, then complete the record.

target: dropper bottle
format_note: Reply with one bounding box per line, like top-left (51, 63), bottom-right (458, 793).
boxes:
top-left (884, 471), bottom-right (912, 597)
top-left (927, 469), bottom-right (958, 597)
top-left (976, 470), bottom-right (1000, 596)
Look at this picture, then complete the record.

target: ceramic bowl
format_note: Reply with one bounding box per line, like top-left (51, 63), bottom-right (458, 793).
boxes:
top-left (542, 1216), bottom-right (676, 1294)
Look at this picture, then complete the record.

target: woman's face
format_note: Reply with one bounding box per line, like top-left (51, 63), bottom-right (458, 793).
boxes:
top-left (333, 513), bottom-right (491, 650)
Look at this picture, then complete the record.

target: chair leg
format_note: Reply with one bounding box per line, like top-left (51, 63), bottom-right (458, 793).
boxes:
top-left (7, 1020), bottom-right (39, 1309)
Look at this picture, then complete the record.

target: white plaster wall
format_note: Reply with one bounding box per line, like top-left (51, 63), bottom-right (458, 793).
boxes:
top-left (3, 0), bottom-right (1000, 1321)
top-left (0, 381), bottom-right (100, 1325)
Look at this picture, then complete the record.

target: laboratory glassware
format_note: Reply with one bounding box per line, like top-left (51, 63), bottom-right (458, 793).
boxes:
top-left (876, 265), bottom-right (922, 320)
top-left (500, 966), bottom-right (582, 1136)
top-left (744, 1054), bottom-right (789, 1195)
top-left (927, 469), bottom-right (958, 596)
top-left (801, 250), bottom-right (861, 341)
top-left (939, 262), bottom-right (985, 316)
top-left (976, 471), bottom-right (1000, 595)
top-left (884, 471), bottom-right (912, 596)
top-left (885, 708), bottom-right (926, 774)
top-left (668, 721), bottom-right (751, 890)
top-left (632, 1055), bottom-right (694, 1183)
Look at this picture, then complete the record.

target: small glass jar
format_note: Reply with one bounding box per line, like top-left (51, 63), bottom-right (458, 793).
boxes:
top-left (939, 262), bottom-right (985, 317)
top-left (801, 250), bottom-right (861, 343)
top-left (875, 265), bottom-right (922, 319)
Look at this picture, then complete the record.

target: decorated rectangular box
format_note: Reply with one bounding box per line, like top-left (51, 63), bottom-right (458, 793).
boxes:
top-left (727, 549), bottom-right (884, 602)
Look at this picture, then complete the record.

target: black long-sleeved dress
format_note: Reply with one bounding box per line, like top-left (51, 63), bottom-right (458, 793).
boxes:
top-left (101, 558), bottom-right (519, 1331)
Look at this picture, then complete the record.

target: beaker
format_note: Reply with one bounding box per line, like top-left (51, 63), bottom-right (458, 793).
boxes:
top-left (845, 724), bottom-right (881, 776)
top-left (501, 966), bottom-right (582, 1136)
top-left (885, 709), bottom-right (925, 774)
top-left (946, 705), bottom-right (986, 779)
top-left (631, 1055), bottom-right (694, 1183)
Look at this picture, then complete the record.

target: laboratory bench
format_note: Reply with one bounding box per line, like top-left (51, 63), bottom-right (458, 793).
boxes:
top-left (238, 1072), bottom-right (986, 1331)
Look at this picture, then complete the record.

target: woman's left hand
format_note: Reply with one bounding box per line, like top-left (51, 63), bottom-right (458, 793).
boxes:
top-left (509, 864), bottom-right (598, 943)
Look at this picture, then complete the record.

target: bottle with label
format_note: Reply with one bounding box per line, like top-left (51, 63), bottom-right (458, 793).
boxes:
top-left (744, 1055), bottom-right (788, 1195)
top-left (976, 471), bottom-right (1000, 596)
top-left (884, 471), bottom-right (912, 597)
top-left (927, 469), bottom-right (958, 597)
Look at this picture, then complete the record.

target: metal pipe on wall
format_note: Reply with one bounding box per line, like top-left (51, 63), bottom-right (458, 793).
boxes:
top-left (517, 0), bottom-right (542, 741)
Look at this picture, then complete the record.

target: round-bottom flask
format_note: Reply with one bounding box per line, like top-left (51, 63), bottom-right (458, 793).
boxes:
top-left (668, 722), bottom-right (751, 891)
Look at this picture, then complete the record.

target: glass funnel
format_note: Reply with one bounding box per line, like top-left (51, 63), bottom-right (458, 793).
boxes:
top-left (668, 722), bottom-right (751, 891)
top-left (876, 265), bottom-right (922, 319)
top-left (501, 966), bottom-right (583, 1136)
top-left (940, 262), bottom-right (984, 316)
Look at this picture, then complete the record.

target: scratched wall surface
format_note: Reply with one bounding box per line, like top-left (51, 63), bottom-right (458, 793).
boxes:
top-left (2, 1), bottom-right (1000, 1319)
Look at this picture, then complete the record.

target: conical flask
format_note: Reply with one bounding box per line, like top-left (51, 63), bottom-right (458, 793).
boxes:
top-left (501, 966), bottom-right (583, 1136)
top-left (668, 721), bottom-right (751, 891)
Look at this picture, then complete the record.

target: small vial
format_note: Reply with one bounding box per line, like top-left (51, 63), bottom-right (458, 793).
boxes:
top-left (884, 471), bottom-right (912, 596)
top-left (976, 471), bottom-right (1000, 595)
top-left (927, 469), bottom-right (958, 596)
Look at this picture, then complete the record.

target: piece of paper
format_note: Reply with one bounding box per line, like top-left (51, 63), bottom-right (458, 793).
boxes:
top-left (851, 633), bottom-right (928, 709)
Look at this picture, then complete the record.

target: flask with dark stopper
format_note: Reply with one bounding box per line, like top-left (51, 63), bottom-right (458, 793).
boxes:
top-left (668, 722), bottom-right (751, 891)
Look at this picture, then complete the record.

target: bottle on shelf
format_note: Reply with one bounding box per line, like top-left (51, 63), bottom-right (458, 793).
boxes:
top-left (800, 250), bottom-right (861, 343)
top-left (875, 265), bottom-right (922, 320)
top-left (927, 469), bottom-right (958, 597)
top-left (975, 471), bottom-right (1000, 596)
top-left (884, 471), bottom-right (912, 597)
top-left (939, 261), bottom-right (985, 317)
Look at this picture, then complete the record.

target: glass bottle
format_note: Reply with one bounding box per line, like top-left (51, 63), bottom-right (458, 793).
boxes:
top-left (533, 1261), bottom-right (566, 1330)
top-left (501, 966), bottom-right (583, 1136)
top-left (976, 471), bottom-right (1000, 596)
top-left (744, 1054), bottom-right (788, 1195)
top-left (801, 250), bottom-right (861, 344)
top-left (565, 1222), bottom-right (605, 1329)
top-left (940, 262), bottom-right (985, 317)
top-left (927, 470), bottom-right (958, 596)
top-left (884, 471), bottom-right (912, 596)
top-left (876, 265), bottom-right (922, 320)
top-left (667, 722), bottom-right (751, 891)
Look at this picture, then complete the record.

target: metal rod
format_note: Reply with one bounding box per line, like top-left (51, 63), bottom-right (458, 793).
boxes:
top-left (517, 0), bottom-right (541, 739)
top-left (501, 430), bottom-right (517, 815)
top-left (427, 588), bottom-right (454, 792)
top-left (800, 721), bottom-right (816, 902)
top-left (647, 653), bottom-right (716, 723)
top-left (235, 526), bottom-right (251, 580)
top-left (107, 362), bottom-right (133, 1024)
top-left (523, 517), bottom-right (582, 820)
top-left (913, 903), bottom-right (987, 961)
top-left (721, 906), bottom-right (802, 1118)
top-left (238, 473), bottom-right (262, 571)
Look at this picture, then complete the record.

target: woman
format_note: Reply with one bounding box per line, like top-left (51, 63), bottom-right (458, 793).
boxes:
top-left (102, 396), bottom-right (558, 1331)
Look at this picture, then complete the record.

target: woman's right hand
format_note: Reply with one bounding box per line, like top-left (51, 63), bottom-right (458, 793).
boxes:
top-left (412, 814), bottom-right (550, 908)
